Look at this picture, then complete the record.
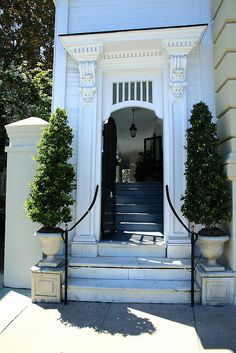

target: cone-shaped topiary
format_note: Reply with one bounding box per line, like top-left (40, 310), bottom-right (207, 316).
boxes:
top-left (181, 101), bottom-right (231, 231)
top-left (25, 108), bottom-right (75, 231)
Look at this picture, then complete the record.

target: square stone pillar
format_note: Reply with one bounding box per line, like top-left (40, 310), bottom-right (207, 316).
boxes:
top-left (5, 118), bottom-right (48, 288)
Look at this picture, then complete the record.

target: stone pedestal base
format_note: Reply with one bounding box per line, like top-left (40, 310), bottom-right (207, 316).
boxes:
top-left (31, 265), bottom-right (65, 303)
top-left (196, 264), bottom-right (235, 305)
top-left (200, 259), bottom-right (225, 272)
top-left (38, 257), bottom-right (64, 268)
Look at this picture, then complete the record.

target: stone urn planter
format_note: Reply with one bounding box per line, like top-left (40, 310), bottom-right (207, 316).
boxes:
top-left (35, 230), bottom-right (64, 267)
top-left (198, 234), bottom-right (229, 271)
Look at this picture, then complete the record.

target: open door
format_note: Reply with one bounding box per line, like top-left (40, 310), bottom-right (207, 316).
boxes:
top-left (144, 135), bottom-right (163, 181)
top-left (101, 117), bottom-right (117, 237)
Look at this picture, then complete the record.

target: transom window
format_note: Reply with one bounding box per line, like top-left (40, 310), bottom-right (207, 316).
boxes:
top-left (112, 81), bottom-right (153, 105)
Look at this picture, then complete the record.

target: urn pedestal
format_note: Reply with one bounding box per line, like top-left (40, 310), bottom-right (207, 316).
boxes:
top-left (198, 235), bottom-right (229, 272)
top-left (35, 231), bottom-right (64, 267)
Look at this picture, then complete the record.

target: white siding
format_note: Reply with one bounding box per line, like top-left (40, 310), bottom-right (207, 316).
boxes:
top-left (68, 0), bottom-right (204, 34)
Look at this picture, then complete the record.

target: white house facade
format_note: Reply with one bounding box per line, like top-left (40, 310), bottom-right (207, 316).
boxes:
top-left (4, 0), bottom-right (236, 305)
top-left (53, 1), bottom-right (214, 253)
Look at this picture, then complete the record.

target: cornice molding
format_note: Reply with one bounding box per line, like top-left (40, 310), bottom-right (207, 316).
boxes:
top-left (161, 38), bottom-right (198, 55)
top-left (66, 44), bottom-right (103, 63)
top-left (103, 49), bottom-right (163, 60)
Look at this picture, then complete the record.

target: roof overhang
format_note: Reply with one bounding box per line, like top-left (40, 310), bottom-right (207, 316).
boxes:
top-left (59, 24), bottom-right (207, 62)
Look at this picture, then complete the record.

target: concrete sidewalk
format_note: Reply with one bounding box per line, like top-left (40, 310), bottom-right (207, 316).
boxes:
top-left (0, 282), bottom-right (235, 353)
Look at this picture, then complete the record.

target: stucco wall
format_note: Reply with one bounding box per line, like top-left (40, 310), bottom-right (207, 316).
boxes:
top-left (213, 0), bottom-right (236, 270)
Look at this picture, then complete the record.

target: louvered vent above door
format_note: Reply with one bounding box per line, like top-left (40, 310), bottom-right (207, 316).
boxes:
top-left (112, 81), bottom-right (153, 105)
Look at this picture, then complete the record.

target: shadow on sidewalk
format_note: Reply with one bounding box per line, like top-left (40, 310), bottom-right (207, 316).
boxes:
top-left (38, 302), bottom-right (157, 336)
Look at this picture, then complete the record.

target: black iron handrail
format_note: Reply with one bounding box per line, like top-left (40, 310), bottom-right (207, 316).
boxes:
top-left (61, 185), bottom-right (99, 304)
top-left (165, 185), bottom-right (198, 307)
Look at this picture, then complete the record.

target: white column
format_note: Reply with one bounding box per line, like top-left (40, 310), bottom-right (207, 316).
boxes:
top-left (162, 39), bottom-right (198, 257)
top-left (4, 118), bottom-right (48, 288)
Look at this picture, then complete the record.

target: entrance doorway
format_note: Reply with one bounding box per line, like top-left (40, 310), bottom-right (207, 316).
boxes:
top-left (101, 107), bottom-right (164, 243)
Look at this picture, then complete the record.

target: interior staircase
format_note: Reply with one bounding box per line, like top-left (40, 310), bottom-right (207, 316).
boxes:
top-left (115, 181), bottom-right (164, 237)
top-left (66, 182), bottom-right (201, 303)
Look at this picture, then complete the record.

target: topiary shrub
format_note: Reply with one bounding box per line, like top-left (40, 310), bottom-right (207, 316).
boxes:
top-left (181, 101), bottom-right (231, 233)
top-left (25, 108), bottom-right (75, 231)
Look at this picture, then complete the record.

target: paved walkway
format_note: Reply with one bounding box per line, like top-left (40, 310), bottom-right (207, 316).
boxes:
top-left (0, 279), bottom-right (235, 353)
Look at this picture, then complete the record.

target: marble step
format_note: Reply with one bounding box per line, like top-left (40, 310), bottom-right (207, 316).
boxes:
top-left (97, 240), bottom-right (166, 257)
top-left (68, 256), bottom-right (191, 280)
top-left (64, 278), bottom-right (201, 303)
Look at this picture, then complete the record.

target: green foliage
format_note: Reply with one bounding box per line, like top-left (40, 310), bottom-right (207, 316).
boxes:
top-left (181, 101), bottom-right (231, 229)
top-left (0, 0), bottom-right (54, 69)
top-left (25, 108), bottom-right (75, 228)
top-left (0, 62), bottom-right (52, 172)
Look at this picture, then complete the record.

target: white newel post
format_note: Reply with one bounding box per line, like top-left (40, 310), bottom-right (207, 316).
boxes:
top-left (65, 45), bottom-right (103, 256)
top-left (4, 118), bottom-right (48, 288)
top-left (162, 39), bottom-right (199, 258)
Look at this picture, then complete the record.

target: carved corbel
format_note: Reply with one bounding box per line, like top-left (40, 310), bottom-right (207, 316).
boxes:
top-left (78, 61), bottom-right (97, 104)
top-left (169, 54), bottom-right (187, 97)
top-left (60, 43), bottom-right (103, 104)
top-left (162, 38), bottom-right (198, 98)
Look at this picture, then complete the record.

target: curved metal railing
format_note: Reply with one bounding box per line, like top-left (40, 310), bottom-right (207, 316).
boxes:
top-left (61, 185), bottom-right (99, 304)
top-left (165, 185), bottom-right (198, 307)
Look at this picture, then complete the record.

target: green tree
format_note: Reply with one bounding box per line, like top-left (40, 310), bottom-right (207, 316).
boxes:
top-left (0, 0), bottom-right (55, 69)
top-left (25, 108), bottom-right (75, 230)
top-left (0, 62), bottom-right (52, 172)
top-left (181, 101), bottom-right (231, 229)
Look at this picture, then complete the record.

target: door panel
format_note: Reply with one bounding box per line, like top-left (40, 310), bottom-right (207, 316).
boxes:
top-left (101, 117), bottom-right (117, 237)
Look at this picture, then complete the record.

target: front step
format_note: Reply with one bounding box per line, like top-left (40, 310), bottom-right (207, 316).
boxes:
top-left (117, 189), bottom-right (163, 197)
top-left (116, 182), bottom-right (163, 190)
top-left (116, 204), bottom-right (162, 213)
top-left (68, 256), bottom-right (191, 280)
top-left (116, 197), bottom-right (163, 204)
top-left (64, 278), bottom-right (201, 303)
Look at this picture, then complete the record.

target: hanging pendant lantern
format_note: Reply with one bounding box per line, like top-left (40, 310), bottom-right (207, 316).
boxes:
top-left (129, 109), bottom-right (137, 138)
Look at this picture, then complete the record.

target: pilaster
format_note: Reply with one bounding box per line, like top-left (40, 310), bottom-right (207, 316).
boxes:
top-left (162, 39), bottom-right (199, 254)
top-left (61, 44), bottom-right (103, 251)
